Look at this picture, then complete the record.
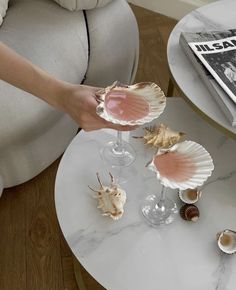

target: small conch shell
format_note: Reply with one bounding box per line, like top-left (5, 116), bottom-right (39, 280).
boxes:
top-left (179, 204), bottom-right (200, 222)
top-left (88, 173), bottom-right (126, 220)
top-left (178, 188), bottom-right (202, 204)
top-left (217, 229), bottom-right (236, 254)
top-left (134, 123), bottom-right (185, 148)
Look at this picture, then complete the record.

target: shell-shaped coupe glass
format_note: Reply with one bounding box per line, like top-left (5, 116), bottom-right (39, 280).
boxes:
top-left (148, 140), bottom-right (214, 190)
top-left (95, 81), bottom-right (166, 168)
top-left (96, 81), bottom-right (166, 125)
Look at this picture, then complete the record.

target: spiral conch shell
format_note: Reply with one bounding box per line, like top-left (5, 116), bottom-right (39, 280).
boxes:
top-left (179, 204), bottom-right (200, 222)
top-left (89, 173), bottom-right (126, 220)
top-left (136, 123), bottom-right (185, 148)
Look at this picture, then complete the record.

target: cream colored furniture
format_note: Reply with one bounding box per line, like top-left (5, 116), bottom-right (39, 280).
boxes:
top-left (0, 0), bottom-right (8, 26)
top-left (0, 0), bottom-right (139, 195)
top-left (167, 0), bottom-right (236, 139)
top-left (55, 98), bottom-right (236, 290)
top-left (53, 0), bottom-right (112, 11)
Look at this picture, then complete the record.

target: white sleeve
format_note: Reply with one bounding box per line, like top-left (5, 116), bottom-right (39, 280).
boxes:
top-left (53, 0), bottom-right (113, 11)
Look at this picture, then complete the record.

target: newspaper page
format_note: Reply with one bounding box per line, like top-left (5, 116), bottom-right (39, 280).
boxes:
top-left (188, 30), bottom-right (236, 104)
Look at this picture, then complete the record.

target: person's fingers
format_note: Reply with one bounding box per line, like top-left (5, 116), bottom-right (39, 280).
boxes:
top-left (83, 85), bottom-right (103, 95)
top-left (100, 119), bottom-right (138, 131)
top-left (82, 116), bottom-right (138, 131)
top-left (93, 87), bottom-right (103, 94)
top-left (76, 87), bottom-right (139, 132)
top-left (80, 84), bottom-right (102, 91)
top-left (84, 124), bottom-right (138, 132)
top-left (93, 112), bottom-right (138, 131)
top-left (110, 124), bottom-right (138, 131)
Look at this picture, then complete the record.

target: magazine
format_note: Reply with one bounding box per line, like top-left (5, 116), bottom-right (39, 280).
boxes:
top-left (180, 29), bottom-right (236, 127)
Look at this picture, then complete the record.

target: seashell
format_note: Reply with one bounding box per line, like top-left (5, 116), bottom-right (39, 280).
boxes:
top-left (147, 140), bottom-right (214, 190)
top-left (217, 229), bottom-right (236, 254)
top-left (96, 81), bottom-right (166, 126)
top-left (179, 204), bottom-right (200, 222)
top-left (134, 123), bottom-right (185, 148)
top-left (88, 172), bottom-right (126, 220)
top-left (178, 188), bottom-right (202, 204)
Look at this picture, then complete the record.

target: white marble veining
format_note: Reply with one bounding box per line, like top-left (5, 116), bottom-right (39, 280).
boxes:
top-left (55, 98), bottom-right (236, 290)
top-left (167, 0), bottom-right (236, 136)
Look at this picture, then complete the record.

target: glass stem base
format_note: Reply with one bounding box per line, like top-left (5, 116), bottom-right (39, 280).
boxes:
top-left (101, 140), bottom-right (136, 167)
top-left (141, 194), bottom-right (178, 226)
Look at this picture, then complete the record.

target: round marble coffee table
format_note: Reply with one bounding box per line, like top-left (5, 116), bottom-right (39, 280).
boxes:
top-left (167, 0), bottom-right (236, 139)
top-left (55, 98), bottom-right (236, 290)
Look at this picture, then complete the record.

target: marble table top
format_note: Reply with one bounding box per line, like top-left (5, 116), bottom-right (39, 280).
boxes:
top-left (167, 0), bottom-right (236, 138)
top-left (55, 98), bottom-right (236, 290)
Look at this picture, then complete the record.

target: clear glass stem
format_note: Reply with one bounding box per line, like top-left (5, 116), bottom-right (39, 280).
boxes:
top-left (114, 131), bottom-right (124, 154)
top-left (101, 130), bottom-right (136, 167)
top-left (141, 184), bottom-right (177, 226)
top-left (156, 185), bottom-right (166, 211)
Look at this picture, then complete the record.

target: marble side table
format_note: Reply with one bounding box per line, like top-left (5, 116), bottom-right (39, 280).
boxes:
top-left (55, 98), bottom-right (236, 290)
top-left (167, 0), bottom-right (236, 139)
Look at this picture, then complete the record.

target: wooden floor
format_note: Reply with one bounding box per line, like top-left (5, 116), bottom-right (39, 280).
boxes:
top-left (0, 5), bottom-right (177, 290)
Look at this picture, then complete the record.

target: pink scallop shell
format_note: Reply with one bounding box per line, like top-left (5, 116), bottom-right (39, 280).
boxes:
top-left (96, 82), bottom-right (166, 125)
top-left (148, 140), bottom-right (214, 190)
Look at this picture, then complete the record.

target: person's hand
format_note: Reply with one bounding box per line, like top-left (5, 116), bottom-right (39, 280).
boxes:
top-left (0, 42), bottom-right (137, 131)
top-left (0, 42), bottom-right (138, 131)
top-left (59, 84), bottom-right (137, 132)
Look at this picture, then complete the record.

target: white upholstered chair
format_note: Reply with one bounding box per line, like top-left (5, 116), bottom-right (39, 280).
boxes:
top-left (0, 0), bottom-right (139, 195)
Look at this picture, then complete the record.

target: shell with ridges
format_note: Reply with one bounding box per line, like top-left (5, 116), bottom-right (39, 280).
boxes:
top-left (88, 173), bottom-right (126, 220)
top-left (96, 81), bottom-right (166, 126)
top-left (147, 140), bottom-right (214, 190)
top-left (217, 229), bottom-right (236, 254)
top-left (135, 123), bottom-right (185, 148)
top-left (178, 188), bottom-right (202, 204)
top-left (179, 204), bottom-right (200, 222)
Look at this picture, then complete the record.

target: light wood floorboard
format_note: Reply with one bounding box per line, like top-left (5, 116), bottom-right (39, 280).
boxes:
top-left (0, 5), bottom-right (177, 290)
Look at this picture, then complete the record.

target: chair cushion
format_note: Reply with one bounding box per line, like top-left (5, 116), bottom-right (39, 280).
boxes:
top-left (0, 0), bottom-right (8, 26)
top-left (0, 0), bottom-right (139, 189)
top-left (53, 0), bottom-right (112, 11)
top-left (84, 0), bottom-right (139, 86)
top-left (0, 0), bottom-right (88, 149)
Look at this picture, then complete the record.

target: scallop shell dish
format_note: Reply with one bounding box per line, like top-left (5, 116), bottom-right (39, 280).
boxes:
top-left (89, 173), bottom-right (126, 220)
top-left (147, 140), bottom-right (214, 190)
top-left (96, 81), bottom-right (166, 125)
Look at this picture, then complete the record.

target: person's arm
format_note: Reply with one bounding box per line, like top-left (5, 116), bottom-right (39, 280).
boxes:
top-left (0, 42), bottom-right (133, 131)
